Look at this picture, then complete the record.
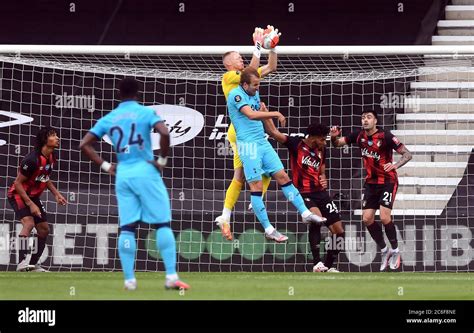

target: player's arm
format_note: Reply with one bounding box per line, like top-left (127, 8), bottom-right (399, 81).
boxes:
top-left (384, 143), bottom-right (413, 172)
top-left (259, 50), bottom-right (277, 77)
top-left (79, 133), bottom-right (115, 175)
top-left (13, 164), bottom-right (41, 217)
top-left (330, 126), bottom-right (349, 147)
top-left (249, 27), bottom-right (264, 70)
top-left (240, 105), bottom-right (286, 126)
top-left (261, 103), bottom-right (288, 144)
top-left (259, 26), bottom-right (280, 77)
top-left (148, 121), bottom-right (170, 173)
top-left (320, 163), bottom-right (328, 190)
top-left (46, 180), bottom-right (67, 205)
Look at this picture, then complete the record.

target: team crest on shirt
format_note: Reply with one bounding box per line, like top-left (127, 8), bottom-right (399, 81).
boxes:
top-left (234, 95), bottom-right (242, 102)
top-left (45, 164), bottom-right (50, 171)
top-left (368, 140), bottom-right (373, 146)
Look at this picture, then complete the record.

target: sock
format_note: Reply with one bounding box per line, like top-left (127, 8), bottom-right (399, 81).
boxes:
top-left (324, 232), bottom-right (344, 269)
top-left (118, 231), bottom-right (137, 281)
top-left (156, 226), bottom-right (177, 276)
top-left (366, 222), bottom-right (387, 250)
top-left (29, 235), bottom-right (47, 265)
top-left (18, 235), bottom-right (29, 263)
top-left (223, 179), bottom-right (243, 218)
top-left (250, 192), bottom-right (271, 230)
top-left (262, 175), bottom-right (271, 197)
top-left (383, 221), bottom-right (398, 250)
top-left (222, 207), bottom-right (232, 221)
top-left (281, 182), bottom-right (307, 215)
top-left (308, 224), bottom-right (322, 264)
top-left (264, 226), bottom-right (275, 235)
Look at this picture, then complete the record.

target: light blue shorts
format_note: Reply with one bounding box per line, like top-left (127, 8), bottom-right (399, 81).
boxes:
top-left (237, 140), bottom-right (284, 183)
top-left (115, 174), bottom-right (171, 227)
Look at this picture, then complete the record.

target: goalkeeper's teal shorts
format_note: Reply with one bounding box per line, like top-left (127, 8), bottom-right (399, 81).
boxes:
top-left (115, 172), bottom-right (171, 226)
top-left (237, 140), bottom-right (284, 183)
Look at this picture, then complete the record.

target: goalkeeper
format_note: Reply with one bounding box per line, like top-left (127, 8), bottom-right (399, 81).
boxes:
top-left (216, 25), bottom-right (280, 241)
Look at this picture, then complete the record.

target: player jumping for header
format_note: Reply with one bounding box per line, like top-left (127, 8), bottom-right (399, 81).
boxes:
top-left (227, 67), bottom-right (326, 243)
top-left (330, 110), bottom-right (412, 271)
top-left (216, 26), bottom-right (280, 241)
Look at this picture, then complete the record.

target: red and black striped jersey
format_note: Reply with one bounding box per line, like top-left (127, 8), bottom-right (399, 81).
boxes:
top-left (344, 129), bottom-right (404, 184)
top-left (285, 136), bottom-right (325, 193)
top-left (7, 150), bottom-right (56, 199)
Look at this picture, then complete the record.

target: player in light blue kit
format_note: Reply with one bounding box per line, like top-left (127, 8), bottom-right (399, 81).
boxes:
top-left (80, 78), bottom-right (189, 291)
top-left (227, 67), bottom-right (327, 242)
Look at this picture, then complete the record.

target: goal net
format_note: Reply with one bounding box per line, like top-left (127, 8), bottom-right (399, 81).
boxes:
top-left (0, 45), bottom-right (473, 273)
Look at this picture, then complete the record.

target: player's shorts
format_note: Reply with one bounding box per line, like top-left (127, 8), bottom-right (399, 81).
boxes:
top-left (362, 182), bottom-right (398, 210)
top-left (115, 173), bottom-right (171, 227)
top-left (8, 195), bottom-right (47, 224)
top-left (227, 123), bottom-right (243, 169)
top-left (237, 139), bottom-right (284, 183)
top-left (301, 191), bottom-right (341, 226)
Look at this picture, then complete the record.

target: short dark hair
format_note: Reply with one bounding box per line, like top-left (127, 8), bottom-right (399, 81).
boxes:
top-left (240, 67), bottom-right (260, 85)
top-left (306, 123), bottom-right (329, 138)
top-left (35, 126), bottom-right (57, 151)
top-left (119, 77), bottom-right (139, 99)
top-left (362, 109), bottom-right (378, 120)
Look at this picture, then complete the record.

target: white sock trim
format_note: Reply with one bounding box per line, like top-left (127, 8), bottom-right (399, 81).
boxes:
top-left (264, 226), bottom-right (275, 235)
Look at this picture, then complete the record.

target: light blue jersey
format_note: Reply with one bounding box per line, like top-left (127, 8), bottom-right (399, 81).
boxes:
top-left (227, 86), bottom-right (266, 143)
top-left (89, 100), bottom-right (171, 225)
top-left (90, 100), bottom-right (161, 178)
top-left (226, 85), bottom-right (284, 182)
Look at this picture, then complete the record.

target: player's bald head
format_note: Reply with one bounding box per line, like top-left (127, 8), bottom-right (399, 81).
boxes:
top-left (223, 51), bottom-right (244, 71)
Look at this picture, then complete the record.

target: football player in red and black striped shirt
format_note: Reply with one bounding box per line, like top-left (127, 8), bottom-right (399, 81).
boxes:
top-left (330, 110), bottom-right (412, 271)
top-left (7, 127), bottom-right (67, 272)
top-left (264, 106), bottom-right (344, 273)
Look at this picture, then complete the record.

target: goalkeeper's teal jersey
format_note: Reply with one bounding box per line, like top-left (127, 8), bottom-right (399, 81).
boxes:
top-left (89, 100), bottom-right (162, 178)
top-left (227, 85), bottom-right (266, 143)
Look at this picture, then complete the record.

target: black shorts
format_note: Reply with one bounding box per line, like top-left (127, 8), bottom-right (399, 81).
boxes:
top-left (301, 191), bottom-right (341, 226)
top-left (8, 196), bottom-right (47, 224)
top-left (362, 182), bottom-right (398, 210)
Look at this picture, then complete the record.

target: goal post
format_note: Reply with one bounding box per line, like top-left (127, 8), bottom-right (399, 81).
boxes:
top-left (0, 45), bottom-right (473, 272)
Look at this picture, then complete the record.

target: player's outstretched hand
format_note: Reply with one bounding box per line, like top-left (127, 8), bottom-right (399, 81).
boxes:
top-left (383, 163), bottom-right (397, 173)
top-left (266, 25), bottom-right (282, 37)
top-left (260, 102), bottom-right (269, 112)
top-left (56, 193), bottom-right (67, 206)
top-left (108, 164), bottom-right (116, 176)
top-left (28, 203), bottom-right (42, 218)
top-left (330, 126), bottom-right (341, 138)
top-left (277, 112), bottom-right (286, 127)
top-left (253, 27), bottom-right (264, 45)
top-left (319, 176), bottom-right (328, 189)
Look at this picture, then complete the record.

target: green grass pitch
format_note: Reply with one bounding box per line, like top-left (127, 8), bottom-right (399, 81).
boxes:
top-left (0, 272), bottom-right (473, 300)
